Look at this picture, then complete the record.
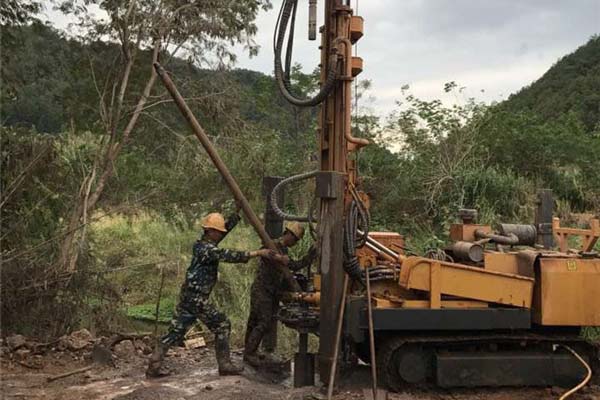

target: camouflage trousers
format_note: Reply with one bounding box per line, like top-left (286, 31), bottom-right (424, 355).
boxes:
top-left (244, 282), bottom-right (279, 353)
top-left (161, 284), bottom-right (230, 347)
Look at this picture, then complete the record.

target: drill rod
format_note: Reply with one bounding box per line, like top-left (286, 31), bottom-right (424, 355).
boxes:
top-left (154, 63), bottom-right (276, 250)
top-left (327, 274), bottom-right (349, 400)
top-left (365, 264), bottom-right (379, 399)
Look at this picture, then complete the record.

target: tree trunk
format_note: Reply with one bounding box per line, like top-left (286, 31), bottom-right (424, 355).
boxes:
top-left (57, 40), bottom-right (161, 275)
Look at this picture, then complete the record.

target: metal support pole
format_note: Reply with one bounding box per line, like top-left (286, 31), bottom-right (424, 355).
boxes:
top-left (294, 331), bottom-right (315, 387)
top-left (154, 62), bottom-right (276, 251)
top-left (365, 265), bottom-right (379, 399)
top-left (318, 0), bottom-right (351, 383)
top-left (326, 274), bottom-right (349, 400)
top-left (536, 189), bottom-right (554, 249)
top-left (154, 63), bottom-right (300, 291)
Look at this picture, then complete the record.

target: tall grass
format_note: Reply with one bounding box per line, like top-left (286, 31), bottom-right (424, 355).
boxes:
top-left (89, 211), bottom-right (311, 351)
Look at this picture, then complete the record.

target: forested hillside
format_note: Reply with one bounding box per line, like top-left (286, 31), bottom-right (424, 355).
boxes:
top-left (502, 35), bottom-right (600, 135)
top-left (2, 22), bottom-right (599, 340)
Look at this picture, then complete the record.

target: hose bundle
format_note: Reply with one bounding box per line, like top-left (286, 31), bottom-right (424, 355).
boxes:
top-left (270, 171), bottom-right (319, 222)
top-left (274, 0), bottom-right (338, 107)
top-left (343, 190), bottom-right (370, 284)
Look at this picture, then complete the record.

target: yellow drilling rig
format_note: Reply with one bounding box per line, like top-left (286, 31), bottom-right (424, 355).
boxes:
top-left (155, 0), bottom-right (600, 395)
top-left (266, 0), bottom-right (600, 393)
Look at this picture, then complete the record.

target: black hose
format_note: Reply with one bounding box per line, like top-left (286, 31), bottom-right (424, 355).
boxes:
top-left (274, 0), bottom-right (338, 107)
top-left (270, 170), bottom-right (319, 222)
top-left (343, 198), bottom-right (371, 284)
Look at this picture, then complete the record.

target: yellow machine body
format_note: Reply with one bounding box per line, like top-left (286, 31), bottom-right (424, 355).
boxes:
top-left (399, 257), bottom-right (534, 308)
top-left (533, 257), bottom-right (600, 326)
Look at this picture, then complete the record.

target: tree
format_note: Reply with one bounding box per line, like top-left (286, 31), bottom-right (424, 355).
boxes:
top-left (56, 0), bottom-right (271, 275)
top-left (0, 0), bottom-right (41, 25)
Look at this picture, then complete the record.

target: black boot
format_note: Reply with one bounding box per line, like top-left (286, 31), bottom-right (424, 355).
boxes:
top-left (215, 334), bottom-right (243, 376)
top-left (243, 329), bottom-right (263, 367)
top-left (146, 342), bottom-right (169, 378)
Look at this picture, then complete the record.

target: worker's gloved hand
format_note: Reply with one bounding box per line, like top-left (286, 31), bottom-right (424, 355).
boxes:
top-left (253, 249), bottom-right (272, 258)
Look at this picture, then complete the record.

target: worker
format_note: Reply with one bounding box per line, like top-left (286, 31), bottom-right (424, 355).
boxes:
top-left (146, 211), bottom-right (275, 378)
top-left (243, 222), bottom-right (317, 367)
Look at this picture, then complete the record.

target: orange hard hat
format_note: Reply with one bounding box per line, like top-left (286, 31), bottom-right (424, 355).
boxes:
top-left (201, 213), bottom-right (227, 232)
top-left (285, 222), bottom-right (305, 240)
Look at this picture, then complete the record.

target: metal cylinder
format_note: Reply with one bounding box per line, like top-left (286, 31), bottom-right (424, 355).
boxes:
top-left (308, 0), bottom-right (317, 40)
top-left (450, 241), bottom-right (484, 263)
top-left (499, 224), bottom-right (537, 246)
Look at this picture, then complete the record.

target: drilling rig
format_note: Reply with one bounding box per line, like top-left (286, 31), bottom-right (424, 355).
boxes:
top-left (267, 0), bottom-right (600, 392)
top-left (156, 0), bottom-right (600, 394)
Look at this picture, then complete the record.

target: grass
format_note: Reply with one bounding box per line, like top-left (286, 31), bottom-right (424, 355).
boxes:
top-left (88, 211), bottom-right (316, 352)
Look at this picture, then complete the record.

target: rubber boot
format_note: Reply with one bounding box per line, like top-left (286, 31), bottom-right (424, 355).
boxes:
top-left (243, 329), bottom-right (263, 367)
top-left (215, 334), bottom-right (243, 376)
top-left (146, 342), bottom-right (169, 378)
top-left (260, 351), bottom-right (286, 365)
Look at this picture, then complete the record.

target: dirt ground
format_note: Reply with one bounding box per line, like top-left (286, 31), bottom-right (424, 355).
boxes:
top-left (1, 336), bottom-right (599, 400)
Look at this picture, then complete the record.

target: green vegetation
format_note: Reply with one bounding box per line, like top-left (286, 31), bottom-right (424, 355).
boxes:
top-left (1, 17), bottom-right (599, 350)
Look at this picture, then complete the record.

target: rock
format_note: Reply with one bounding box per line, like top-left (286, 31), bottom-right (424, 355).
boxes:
top-left (15, 348), bottom-right (30, 360)
top-left (204, 385), bottom-right (213, 391)
top-left (134, 341), bottom-right (152, 355)
top-left (70, 329), bottom-right (93, 342)
top-left (114, 340), bottom-right (136, 358)
top-left (6, 335), bottom-right (27, 351)
top-left (59, 329), bottom-right (94, 351)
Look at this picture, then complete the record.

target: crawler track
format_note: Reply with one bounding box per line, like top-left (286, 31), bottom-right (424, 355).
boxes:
top-left (376, 332), bottom-right (600, 391)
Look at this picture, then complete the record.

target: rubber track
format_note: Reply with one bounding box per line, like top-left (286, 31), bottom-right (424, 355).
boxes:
top-left (376, 332), bottom-right (600, 391)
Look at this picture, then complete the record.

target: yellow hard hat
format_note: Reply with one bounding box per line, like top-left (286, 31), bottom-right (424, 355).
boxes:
top-left (201, 213), bottom-right (227, 232)
top-left (285, 222), bottom-right (305, 240)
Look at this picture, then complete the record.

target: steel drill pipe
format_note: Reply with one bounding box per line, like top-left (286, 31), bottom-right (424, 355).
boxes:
top-left (154, 63), bottom-right (300, 291)
top-left (154, 63), bottom-right (275, 249)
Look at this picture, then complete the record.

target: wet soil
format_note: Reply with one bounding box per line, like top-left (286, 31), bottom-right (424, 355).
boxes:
top-left (1, 345), bottom-right (598, 400)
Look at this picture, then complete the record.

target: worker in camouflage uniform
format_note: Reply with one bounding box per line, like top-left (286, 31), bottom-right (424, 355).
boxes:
top-left (244, 222), bottom-right (317, 367)
top-left (146, 212), bottom-right (275, 378)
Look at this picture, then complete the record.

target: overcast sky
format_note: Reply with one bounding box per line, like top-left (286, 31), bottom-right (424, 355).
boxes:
top-left (46, 1), bottom-right (599, 114)
top-left (234, 0), bottom-right (600, 113)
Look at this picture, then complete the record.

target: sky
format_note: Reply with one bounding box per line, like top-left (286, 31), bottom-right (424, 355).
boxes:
top-left (233, 0), bottom-right (600, 114)
top-left (45, 1), bottom-right (600, 115)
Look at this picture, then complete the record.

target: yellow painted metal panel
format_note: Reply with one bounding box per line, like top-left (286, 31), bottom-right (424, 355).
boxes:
top-left (484, 252), bottom-right (520, 275)
top-left (399, 257), bottom-right (534, 308)
top-left (401, 300), bottom-right (489, 309)
top-left (534, 258), bottom-right (600, 326)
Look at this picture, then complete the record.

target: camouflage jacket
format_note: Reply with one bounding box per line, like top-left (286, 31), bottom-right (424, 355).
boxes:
top-left (254, 241), bottom-right (317, 294)
top-left (184, 214), bottom-right (250, 296)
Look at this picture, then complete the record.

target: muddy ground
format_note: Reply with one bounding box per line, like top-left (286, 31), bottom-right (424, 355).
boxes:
top-left (1, 335), bottom-right (599, 400)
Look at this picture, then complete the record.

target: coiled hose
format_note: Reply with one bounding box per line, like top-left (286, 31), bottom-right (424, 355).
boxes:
top-left (274, 0), bottom-right (338, 107)
top-left (270, 171), bottom-right (319, 222)
top-left (271, 173), bottom-right (371, 284)
top-left (343, 193), bottom-right (370, 284)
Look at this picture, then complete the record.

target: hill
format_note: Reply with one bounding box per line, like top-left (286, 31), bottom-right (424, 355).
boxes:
top-left (501, 35), bottom-right (600, 135)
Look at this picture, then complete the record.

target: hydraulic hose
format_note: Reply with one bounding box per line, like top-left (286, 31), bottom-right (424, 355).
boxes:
top-left (343, 196), bottom-right (370, 284)
top-left (270, 170), bottom-right (319, 222)
top-left (557, 344), bottom-right (592, 400)
top-left (274, 0), bottom-right (338, 107)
